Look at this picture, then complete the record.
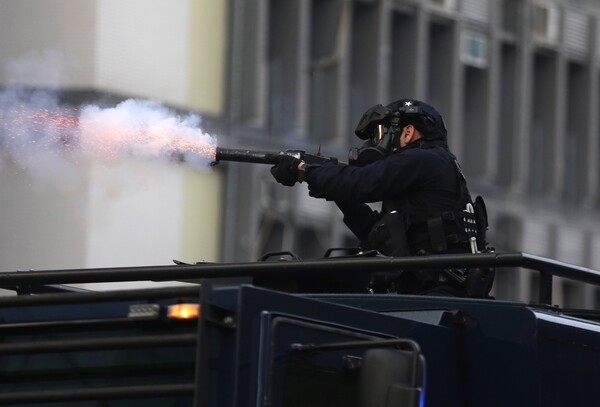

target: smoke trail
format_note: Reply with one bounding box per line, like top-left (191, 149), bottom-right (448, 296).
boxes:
top-left (0, 87), bottom-right (79, 185)
top-left (0, 88), bottom-right (218, 185)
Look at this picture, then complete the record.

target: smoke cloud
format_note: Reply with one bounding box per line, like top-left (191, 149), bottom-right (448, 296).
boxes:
top-left (0, 88), bottom-right (218, 186)
top-left (78, 99), bottom-right (217, 167)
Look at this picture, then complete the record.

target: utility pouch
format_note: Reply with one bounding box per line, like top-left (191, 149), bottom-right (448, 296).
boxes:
top-left (362, 211), bottom-right (411, 257)
top-left (473, 195), bottom-right (489, 249)
top-left (465, 246), bottom-right (496, 298)
top-left (464, 197), bottom-right (494, 297)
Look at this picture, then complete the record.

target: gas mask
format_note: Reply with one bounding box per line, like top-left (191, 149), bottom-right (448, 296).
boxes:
top-left (348, 124), bottom-right (396, 166)
top-left (348, 104), bottom-right (401, 166)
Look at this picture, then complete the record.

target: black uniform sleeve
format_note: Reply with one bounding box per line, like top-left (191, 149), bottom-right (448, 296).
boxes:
top-left (304, 150), bottom-right (429, 203)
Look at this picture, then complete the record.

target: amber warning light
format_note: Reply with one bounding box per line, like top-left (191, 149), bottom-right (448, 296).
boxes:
top-left (167, 303), bottom-right (200, 320)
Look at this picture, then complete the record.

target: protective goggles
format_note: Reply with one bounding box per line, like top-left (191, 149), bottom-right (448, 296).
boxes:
top-left (354, 104), bottom-right (392, 140)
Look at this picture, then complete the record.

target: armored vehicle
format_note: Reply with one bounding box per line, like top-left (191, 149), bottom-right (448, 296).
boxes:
top-left (0, 251), bottom-right (598, 406)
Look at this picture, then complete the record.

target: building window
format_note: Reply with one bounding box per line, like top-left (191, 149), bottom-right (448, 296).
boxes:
top-left (461, 30), bottom-right (488, 69)
top-left (430, 0), bottom-right (458, 12)
top-left (502, 0), bottom-right (521, 36)
top-left (532, 1), bottom-right (561, 45)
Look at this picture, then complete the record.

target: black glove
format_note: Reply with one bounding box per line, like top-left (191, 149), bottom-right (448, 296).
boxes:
top-left (270, 154), bottom-right (302, 186)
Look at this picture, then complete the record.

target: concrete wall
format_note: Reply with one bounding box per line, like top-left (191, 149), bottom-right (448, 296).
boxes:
top-left (0, 0), bottom-right (227, 277)
top-left (0, 1), bottom-right (96, 87)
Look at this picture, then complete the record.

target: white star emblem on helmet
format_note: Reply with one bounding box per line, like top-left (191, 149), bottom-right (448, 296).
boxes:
top-left (404, 101), bottom-right (413, 106)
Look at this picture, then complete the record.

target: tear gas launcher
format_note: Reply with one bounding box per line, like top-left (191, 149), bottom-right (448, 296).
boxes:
top-left (213, 147), bottom-right (338, 165)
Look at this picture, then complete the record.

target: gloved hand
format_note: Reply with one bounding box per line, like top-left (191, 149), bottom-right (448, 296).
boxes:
top-left (270, 154), bottom-right (302, 186)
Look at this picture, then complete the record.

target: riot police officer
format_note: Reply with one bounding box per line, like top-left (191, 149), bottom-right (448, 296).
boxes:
top-left (270, 99), bottom-right (493, 297)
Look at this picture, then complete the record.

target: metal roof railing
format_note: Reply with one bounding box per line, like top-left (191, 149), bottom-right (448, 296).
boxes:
top-left (1, 252), bottom-right (599, 305)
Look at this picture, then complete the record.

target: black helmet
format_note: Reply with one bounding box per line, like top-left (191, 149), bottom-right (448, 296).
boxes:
top-left (385, 99), bottom-right (447, 141)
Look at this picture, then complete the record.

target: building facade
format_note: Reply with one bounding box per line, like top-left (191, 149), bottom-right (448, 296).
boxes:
top-left (223, 0), bottom-right (600, 306)
top-left (2, 0), bottom-right (600, 305)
